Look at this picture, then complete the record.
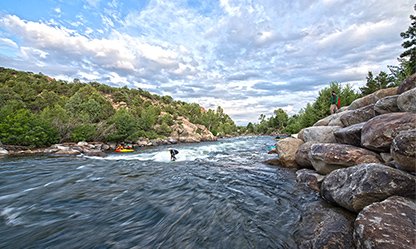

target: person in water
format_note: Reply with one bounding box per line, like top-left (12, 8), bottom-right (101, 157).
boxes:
top-left (169, 149), bottom-right (179, 161)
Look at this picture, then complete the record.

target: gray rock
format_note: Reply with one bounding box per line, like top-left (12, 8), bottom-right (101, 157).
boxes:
top-left (321, 163), bottom-right (416, 213)
top-left (0, 147), bottom-right (8, 155)
top-left (361, 112), bottom-right (416, 152)
top-left (334, 122), bottom-right (364, 147)
top-left (340, 104), bottom-right (376, 127)
top-left (296, 169), bottom-right (325, 192)
top-left (391, 129), bottom-right (416, 172)
top-left (303, 126), bottom-right (342, 143)
top-left (309, 143), bottom-right (381, 174)
top-left (275, 137), bottom-right (304, 168)
top-left (354, 196), bottom-right (416, 249)
top-left (294, 201), bottom-right (355, 249)
top-left (77, 141), bottom-right (89, 146)
top-left (397, 72), bottom-right (416, 94)
top-left (298, 128), bottom-right (305, 141)
top-left (295, 142), bottom-right (314, 169)
top-left (374, 95), bottom-right (400, 114)
top-left (55, 149), bottom-right (81, 155)
top-left (397, 88), bottom-right (416, 113)
top-left (348, 88), bottom-right (397, 110)
top-left (380, 152), bottom-right (393, 163)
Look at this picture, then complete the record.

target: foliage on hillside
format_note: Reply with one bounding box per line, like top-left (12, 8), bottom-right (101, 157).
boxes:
top-left (0, 67), bottom-right (237, 147)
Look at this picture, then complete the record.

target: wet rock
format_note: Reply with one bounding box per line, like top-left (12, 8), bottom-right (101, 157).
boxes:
top-left (354, 196), bottom-right (416, 249)
top-left (168, 138), bottom-right (178, 144)
top-left (294, 201), bottom-right (355, 249)
top-left (361, 112), bottom-right (416, 152)
top-left (374, 95), bottom-right (400, 114)
top-left (309, 143), bottom-right (381, 174)
top-left (334, 122), bottom-right (364, 147)
top-left (55, 149), bottom-right (81, 155)
top-left (348, 87), bottom-right (397, 110)
top-left (303, 126), bottom-right (341, 143)
top-left (0, 147), bottom-right (8, 155)
top-left (340, 104), bottom-right (376, 127)
top-left (391, 129), bottom-right (416, 172)
top-left (101, 144), bottom-right (110, 151)
top-left (397, 72), bottom-right (416, 94)
top-left (264, 158), bottom-right (280, 166)
top-left (275, 137), bottom-right (304, 168)
top-left (397, 88), bottom-right (416, 113)
top-left (296, 169), bottom-right (325, 192)
top-left (295, 142), bottom-right (314, 169)
top-left (321, 163), bottom-right (416, 213)
top-left (83, 149), bottom-right (106, 157)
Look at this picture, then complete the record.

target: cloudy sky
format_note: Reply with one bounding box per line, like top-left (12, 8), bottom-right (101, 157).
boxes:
top-left (0, 0), bottom-right (413, 125)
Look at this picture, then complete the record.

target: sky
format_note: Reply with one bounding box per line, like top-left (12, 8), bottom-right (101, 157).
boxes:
top-left (0, 0), bottom-right (414, 125)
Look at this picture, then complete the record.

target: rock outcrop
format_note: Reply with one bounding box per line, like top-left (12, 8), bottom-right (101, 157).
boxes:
top-left (309, 144), bottom-right (381, 174)
top-left (170, 116), bottom-right (216, 143)
top-left (321, 163), bottom-right (416, 213)
top-left (354, 196), bottom-right (416, 249)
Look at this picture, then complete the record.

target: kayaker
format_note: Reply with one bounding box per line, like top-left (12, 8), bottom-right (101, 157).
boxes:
top-left (169, 148), bottom-right (179, 161)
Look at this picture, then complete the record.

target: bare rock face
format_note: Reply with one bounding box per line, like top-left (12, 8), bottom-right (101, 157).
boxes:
top-left (303, 126), bottom-right (341, 143)
top-left (397, 88), bottom-right (416, 113)
top-left (295, 142), bottom-right (314, 169)
top-left (340, 104), bottom-right (376, 127)
top-left (397, 73), bottom-right (416, 94)
top-left (354, 196), bottom-right (416, 249)
top-left (361, 112), bottom-right (416, 152)
top-left (294, 201), bottom-right (355, 249)
top-left (170, 116), bottom-right (216, 143)
top-left (309, 143), bottom-right (381, 174)
top-left (334, 122), bottom-right (364, 147)
top-left (374, 95), bottom-right (400, 114)
top-left (314, 112), bottom-right (347, 127)
top-left (391, 129), bottom-right (416, 172)
top-left (348, 87), bottom-right (397, 110)
top-left (321, 163), bottom-right (416, 213)
top-left (275, 137), bottom-right (304, 168)
top-left (296, 169), bottom-right (325, 192)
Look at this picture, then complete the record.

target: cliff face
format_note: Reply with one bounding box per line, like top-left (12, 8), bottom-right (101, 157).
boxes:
top-left (270, 73), bottom-right (416, 249)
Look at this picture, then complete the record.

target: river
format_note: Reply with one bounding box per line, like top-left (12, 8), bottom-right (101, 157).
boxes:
top-left (0, 136), bottom-right (321, 248)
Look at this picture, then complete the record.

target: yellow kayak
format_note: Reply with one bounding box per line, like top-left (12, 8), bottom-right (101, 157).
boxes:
top-left (115, 148), bottom-right (135, 153)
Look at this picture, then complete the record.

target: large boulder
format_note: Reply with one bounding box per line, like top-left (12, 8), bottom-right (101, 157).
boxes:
top-left (391, 129), bottom-right (416, 172)
top-left (361, 112), bottom-right (416, 152)
top-left (374, 95), bottom-right (400, 114)
top-left (294, 201), bottom-right (355, 249)
top-left (295, 142), bottom-right (314, 169)
top-left (309, 143), bottom-right (381, 174)
top-left (334, 122), bottom-right (364, 147)
top-left (313, 111), bottom-right (346, 127)
top-left (0, 147), bottom-right (8, 155)
top-left (297, 128), bottom-right (305, 141)
top-left (348, 87), bottom-right (397, 110)
top-left (340, 104), bottom-right (376, 127)
top-left (275, 137), bottom-right (304, 168)
top-left (397, 88), bottom-right (416, 113)
top-left (296, 169), bottom-right (325, 192)
top-left (321, 163), bottom-right (416, 213)
top-left (397, 73), bottom-right (416, 94)
top-left (354, 196), bottom-right (416, 249)
top-left (303, 126), bottom-right (341, 143)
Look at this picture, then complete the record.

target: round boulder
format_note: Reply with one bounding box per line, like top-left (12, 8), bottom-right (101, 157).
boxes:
top-left (391, 129), bottom-right (416, 172)
top-left (334, 122), bottom-right (364, 147)
top-left (361, 112), bottom-right (416, 152)
top-left (340, 104), bottom-right (376, 127)
top-left (303, 126), bottom-right (341, 143)
top-left (397, 88), bottom-right (416, 113)
top-left (354, 196), bottom-right (416, 249)
top-left (275, 137), bottom-right (304, 168)
top-left (321, 163), bottom-right (416, 213)
top-left (295, 142), bottom-right (314, 169)
top-left (374, 95), bottom-right (400, 114)
top-left (309, 143), bottom-right (381, 174)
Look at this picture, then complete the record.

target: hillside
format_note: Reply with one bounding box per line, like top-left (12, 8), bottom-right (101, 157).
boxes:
top-left (0, 67), bottom-right (238, 147)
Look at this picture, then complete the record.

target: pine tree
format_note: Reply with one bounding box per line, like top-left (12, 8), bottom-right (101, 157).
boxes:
top-left (400, 4), bottom-right (416, 74)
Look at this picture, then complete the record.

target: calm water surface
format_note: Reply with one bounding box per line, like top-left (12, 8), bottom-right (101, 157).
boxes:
top-left (0, 136), bottom-right (320, 248)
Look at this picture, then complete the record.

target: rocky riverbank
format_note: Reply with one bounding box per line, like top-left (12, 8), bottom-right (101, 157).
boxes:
top-left (268, 73), bottom-right (416, 248)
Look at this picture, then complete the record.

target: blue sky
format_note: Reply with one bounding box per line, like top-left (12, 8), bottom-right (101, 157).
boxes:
top-left (0, 0), bottom-right (413, 125)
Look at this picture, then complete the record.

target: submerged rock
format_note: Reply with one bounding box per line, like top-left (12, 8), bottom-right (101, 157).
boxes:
top-left (321, 163), bottom-right (416, 213)
top-left (391, 129), bottom-right (416, 172)
top-left (309, 143), bottom-right (381, 175)
top-left (354, 196), bottom-right (416, 249)
top-left (294, 201), bottom-right (355, 249)
top-left (361, 112), bottom-right (416, 152)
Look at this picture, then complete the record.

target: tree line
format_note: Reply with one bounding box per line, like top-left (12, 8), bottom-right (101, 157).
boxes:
top-left (0, 68), bottom-right (238, 147)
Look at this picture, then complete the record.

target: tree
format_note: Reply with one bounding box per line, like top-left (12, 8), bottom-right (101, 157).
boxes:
top-left (400, 4), bottom-right (416, 74)
top-left (106, 109), bottom-right (138, 142)
top-left (359, 71), bottom-right (395, 95)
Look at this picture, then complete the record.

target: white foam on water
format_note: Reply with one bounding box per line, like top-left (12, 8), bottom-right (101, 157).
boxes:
top-left (1, 207), bottom-right (24, 226)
